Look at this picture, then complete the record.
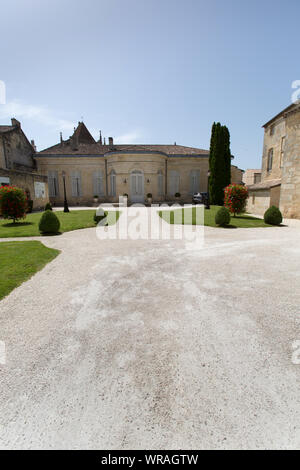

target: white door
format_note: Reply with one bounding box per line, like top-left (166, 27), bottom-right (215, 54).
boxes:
top-left (130, 171), bottom-right (144, 203)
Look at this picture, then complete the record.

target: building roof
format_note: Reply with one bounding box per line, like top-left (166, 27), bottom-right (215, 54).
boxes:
top-left (248, 178), bottom-right (281, 190)
top-left (37, 122), bottom-right (209, 157)
top-left (263, 102), bottom-right (300, 128)
top-left (73, 121), bottom-right (96, 144)
top-left (37, 142), bottom-right (209, 156)
top-left (0, 125), bottom-right (15, 134)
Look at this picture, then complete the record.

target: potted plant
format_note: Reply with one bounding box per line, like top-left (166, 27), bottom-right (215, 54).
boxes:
top-left (93, 195), bottom-right (99, 203)
top-left (175, 192), bottom-right (181, 202)
top-left (147, 193), bottom-right (152, 205)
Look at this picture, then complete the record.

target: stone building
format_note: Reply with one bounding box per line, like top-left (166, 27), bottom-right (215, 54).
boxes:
top-left (243, 169), bottom-right (261, 186)
top-left (247, 102), bottom-right (300, 218)
top-left (231, 165), bottom-right (245, 185)
top-left (0, 119), bottom-right (48, 209)
top-left (36, 121), bottom-right (243, 206)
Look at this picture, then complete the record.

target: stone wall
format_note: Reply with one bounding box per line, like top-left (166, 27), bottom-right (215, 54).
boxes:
top-left (231, 165), bottom-right (244, 184)
top-left (243, 169), bottom-right (262, 186)
top-left (0, 168), bottom-right (48, 210)
top-left (279, 110), bottom-right (300, 218)
top-left (262, 118), bottom-right (285, 181)
top-left (0, 124), bottom-right (35, 171)
top-left (246, 189), bottom-right (271, 215)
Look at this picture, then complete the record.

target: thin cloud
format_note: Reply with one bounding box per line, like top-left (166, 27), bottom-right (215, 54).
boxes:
top-left (0, 99), bottom-right (75, 133)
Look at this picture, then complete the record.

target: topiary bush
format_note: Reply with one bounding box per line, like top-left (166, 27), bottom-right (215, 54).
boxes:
top-left (264, 206), bottom-right (282, 225)
top-left (0, 185), bottom-right (27, 222)
top-left (94, 210), bottom-right (108, 225)
top-left (44, 202), bottom-right (52, 211)
top-left (38, 210), bottom-right (60, 234)
top-left (224, 184), bottom-right (249, 216)
top-left (215, 206), bottom-right (231, 226)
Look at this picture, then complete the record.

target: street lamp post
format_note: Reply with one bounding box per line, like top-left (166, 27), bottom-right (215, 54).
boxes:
top-left (205, 170), bottom-right (210, 210)
top-left (62, 171), bottom-right (69, 213)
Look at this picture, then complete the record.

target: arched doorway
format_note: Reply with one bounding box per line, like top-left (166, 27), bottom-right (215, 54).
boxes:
top-left (130, 170), bottom-right (144, 203)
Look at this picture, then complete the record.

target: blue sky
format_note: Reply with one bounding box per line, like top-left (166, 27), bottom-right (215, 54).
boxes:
top-left (0, 0), bottom-right (299, 170)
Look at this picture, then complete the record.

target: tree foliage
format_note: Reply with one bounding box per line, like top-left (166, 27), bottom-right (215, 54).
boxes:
top-left (0, 186), bottom-right (27, 223)
top-left (224, 184), bottom-right (249, 216)
top-left (209, 122), bottom-right (232, 205)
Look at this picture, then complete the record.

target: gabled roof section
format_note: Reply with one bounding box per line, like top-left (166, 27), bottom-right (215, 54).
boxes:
top-left (263, 102), bottom-right (300, 128)
top-left (73, 121), bottom-right (96, 144)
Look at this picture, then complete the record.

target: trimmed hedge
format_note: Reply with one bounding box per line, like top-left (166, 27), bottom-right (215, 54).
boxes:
top-left (215, 206), bottom-right (231, 226)
top-left (38, 210), bottom-right (60, 234)
top-left (264, 206), bottom-right (282, 225)
top-left (94, 210), bottom-right (108, 225)
top-left (44, 202), bottom-right (52, 211)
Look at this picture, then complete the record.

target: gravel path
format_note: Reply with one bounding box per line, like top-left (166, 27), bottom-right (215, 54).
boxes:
top-left (0, 208), bottom-right (299, 449)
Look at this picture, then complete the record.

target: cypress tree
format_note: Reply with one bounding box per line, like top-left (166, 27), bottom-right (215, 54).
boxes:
top-left (209, 122), bottom-right (232, 205)
top-left (222, 125), bottom-right (232, 190)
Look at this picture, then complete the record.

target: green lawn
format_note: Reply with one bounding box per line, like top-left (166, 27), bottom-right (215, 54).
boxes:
top-left (0, 210), bottom-right (120, 237)
top-left (159, 205), bottom-right (271, 228)
top-left (0, 241), bottom-right (60, 299)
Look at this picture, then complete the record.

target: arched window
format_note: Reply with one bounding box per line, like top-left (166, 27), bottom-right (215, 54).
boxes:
top-left (110, 169), bottom-right (116, 196)
top-left (158, 170), bottom-right (164, 195)
top-left (93, 170), bottom-right (104, 196)
top-left (169, 170), bottom-right (180, 196)
top-left (190, 169), bottom-right (200, 194)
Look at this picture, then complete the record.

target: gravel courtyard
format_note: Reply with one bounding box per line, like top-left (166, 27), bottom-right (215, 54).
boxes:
top-left (0, 208), bottom-right (299, 449)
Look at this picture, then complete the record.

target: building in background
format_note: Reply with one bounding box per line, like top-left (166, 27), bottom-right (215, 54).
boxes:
top-left (0, 119), bottom-right (48, 210)
top-left (243, 169), bottom-right (261, 186)
top-left (246, 102), bottom-right (300, 218)
top-left (36, 121), bottom-right (244, 206)
top-left (231, 165), bottom-right (245, 185)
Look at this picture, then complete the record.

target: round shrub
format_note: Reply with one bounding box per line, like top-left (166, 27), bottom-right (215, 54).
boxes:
top-left (94, 210), bottom-right (108, 225)
top-left (38, 210), bottom-right (60, 234)
top-left (224, 184), bottom-right (249, 216)
top-left (215, 206), bottom-right (231, 226)
top-left (0, 185), bottom-right (27, 222)
top-left (44, 202), bottom-right (52, 211)
top-left (264, 206), bottom-right (282, 225)
top-left (175, 192), bottom-right (181, 198)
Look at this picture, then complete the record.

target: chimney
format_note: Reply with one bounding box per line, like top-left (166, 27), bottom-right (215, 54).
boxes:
top-left (60, 132), bottom-right (64, 147)
top-left (31, 139), bottom-right (37, 151)
top-left (104, 137), bottom-right (106, 145)
top-left (108, 137), bottom-right (114, 149)
top-left (11, 118), bottom-right (21, 128)
top-left (99, 130), bottom-right (103, 145)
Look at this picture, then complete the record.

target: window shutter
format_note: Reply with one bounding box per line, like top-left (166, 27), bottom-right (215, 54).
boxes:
top-left (71, 171), bottom-right (81, 197)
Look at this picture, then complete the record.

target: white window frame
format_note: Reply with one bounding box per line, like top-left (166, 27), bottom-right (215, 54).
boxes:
top-left (169, 170), bottom-right (180, 196)
top-left (48, 171), bottom-right (59, 197)
top-left (158, 171), bottom-right (164, 196)
top-left (93, 170), bottom-right (104, 196)
top-left (190, 169), bottom-right (200, 194)
top-left (71, 170), bottom-right (82, 197)
top-left (110, 170), bottom-right (116, 197)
